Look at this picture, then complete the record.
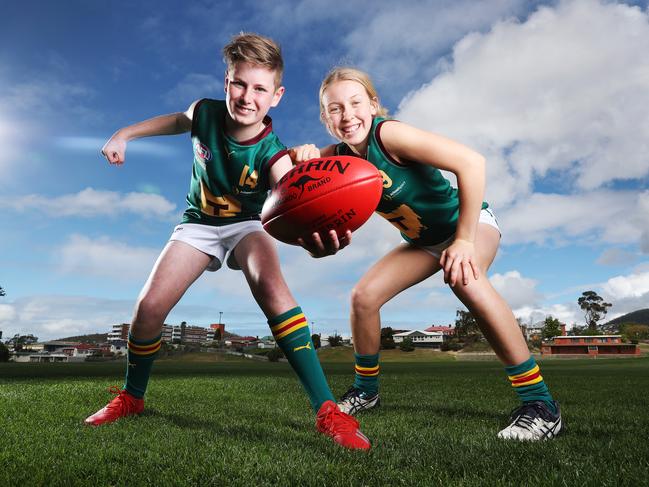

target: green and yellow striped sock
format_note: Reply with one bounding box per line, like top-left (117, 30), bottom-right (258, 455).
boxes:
top-left (269, 307), bottom-right (335, 412)
top-left (124, 333), bottom-right (161, 399)
top-left (505, 356), bottom-right (556, 413)
top-left (353, 353), bottom-right (379, 395)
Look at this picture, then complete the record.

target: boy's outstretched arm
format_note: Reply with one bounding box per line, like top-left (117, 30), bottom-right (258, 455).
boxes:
top-left (101, 100), bottom-right (198, 165)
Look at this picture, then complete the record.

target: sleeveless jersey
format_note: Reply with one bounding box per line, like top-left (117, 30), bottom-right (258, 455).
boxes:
top-left (182, 99), bottom-right (288, 226)
top-left (336, 117), bottom-right (488, 246)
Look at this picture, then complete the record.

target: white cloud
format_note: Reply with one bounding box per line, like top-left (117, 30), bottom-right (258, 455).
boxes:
top-left (490, 270), bottom-right (542, 309)
top-left (498, 190), bottom-right (647, 246)
top-left (397, 0), bottom-right (649, 209)
top-left (514, 303), bottom-right (581, 328)
top-left (3, 187), bottom-right (177, 219)
top-left (342, 0), bottom-right (530, 99)
top-left (602, 270), bottom-right (649, 300)
top-left (0, 304), bottom-right (17, 323)
top-left (57, 235), bottom-right (160, 281)
top-left (0, 295), bottom-right (133, 341)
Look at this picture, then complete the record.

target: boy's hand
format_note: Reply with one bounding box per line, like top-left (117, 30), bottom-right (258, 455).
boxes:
top-left (289, 144), bottom-right (320, 164)
top-left (101, 135), bottom-right (127, 165)
top-left (297, 229), bottom-right (352, 258)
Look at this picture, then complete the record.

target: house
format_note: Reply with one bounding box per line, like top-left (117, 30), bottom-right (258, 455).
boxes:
top-left (424, 325), bottom-right (455, 336)
top-left (393, 330), bottom-right (444, 349)
top-left (61, 343), bottom-right (102, 358)
top-left (110, 340), bottom-right (128, 355)
top-left (520, 321), bottom-right (545, 341)
top-left (257, 336), bottom-right (276, 349)
top-left (13, 351), bottom-right (83, 363)
top-left (541, 325), bottom-right (640, 356)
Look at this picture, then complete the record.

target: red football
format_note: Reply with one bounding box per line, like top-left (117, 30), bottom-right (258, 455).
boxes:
top-left (261, 155), bottom-right (383, 245)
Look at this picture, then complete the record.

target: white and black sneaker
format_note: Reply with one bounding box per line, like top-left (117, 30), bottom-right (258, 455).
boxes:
top-left (337, 386), bottom-right (380, 415)
top-left (497, 400), bottom-right (562, 441)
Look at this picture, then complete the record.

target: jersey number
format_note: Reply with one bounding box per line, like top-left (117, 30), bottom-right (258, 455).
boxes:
top-left (377, 204), bottom-right (427, 240)
top-left (238, 165), bottom-right (258, 190)
top-left (200, 180), bottom-right (242, 217)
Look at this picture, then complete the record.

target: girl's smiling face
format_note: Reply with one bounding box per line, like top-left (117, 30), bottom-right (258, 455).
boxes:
top-left (321, 79), bottom-right (377, 154)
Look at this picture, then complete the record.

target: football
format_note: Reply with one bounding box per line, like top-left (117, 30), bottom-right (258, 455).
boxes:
top-left (261, 155), bottom-right (383, 245)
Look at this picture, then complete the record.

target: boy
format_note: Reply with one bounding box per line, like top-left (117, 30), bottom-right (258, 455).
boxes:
top-left (86, 34), bottom-right (370, 450)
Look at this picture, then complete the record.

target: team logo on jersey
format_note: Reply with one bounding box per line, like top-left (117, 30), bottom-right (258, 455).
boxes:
top-left (193, 140), bottom-right (212, 169)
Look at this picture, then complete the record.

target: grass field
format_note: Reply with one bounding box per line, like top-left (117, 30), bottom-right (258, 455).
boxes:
top-left (1, 355), bottom-right (648, 486)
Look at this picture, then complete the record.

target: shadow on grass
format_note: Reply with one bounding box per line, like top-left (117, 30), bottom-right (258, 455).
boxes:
top-left (386, 402), bottom-right (504, 422)
top-left (0, 360), bottom-right (293, 381)
top-left (144, 408), bottom-right (341, 452)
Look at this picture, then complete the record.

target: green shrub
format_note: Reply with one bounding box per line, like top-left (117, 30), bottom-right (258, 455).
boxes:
top-left (267, 347), bottom-right (284, 362)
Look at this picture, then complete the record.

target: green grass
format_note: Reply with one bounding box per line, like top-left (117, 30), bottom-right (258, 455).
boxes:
top-left (1, 356), bottom-right (648, 486)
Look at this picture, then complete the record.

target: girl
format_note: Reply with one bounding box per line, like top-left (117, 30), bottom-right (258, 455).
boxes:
top-left (293, 67), bottom-right (562, 441)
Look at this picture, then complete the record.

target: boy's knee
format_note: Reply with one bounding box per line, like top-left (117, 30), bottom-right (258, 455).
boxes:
top-left (133, 296), bottom-right (167, 330)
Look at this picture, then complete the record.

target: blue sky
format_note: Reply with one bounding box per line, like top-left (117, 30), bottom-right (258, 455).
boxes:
top-left (1, 0), bottom-right (648, 341)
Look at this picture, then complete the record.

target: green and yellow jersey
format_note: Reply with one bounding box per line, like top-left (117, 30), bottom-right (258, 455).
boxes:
top-left (182, 99), bottom-right (287, 226)
top-left (336, 117), bottom-right (488, 246)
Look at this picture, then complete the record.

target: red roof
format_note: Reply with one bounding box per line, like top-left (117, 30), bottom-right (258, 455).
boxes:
top-left (424, 326), bottom-right (455, 334)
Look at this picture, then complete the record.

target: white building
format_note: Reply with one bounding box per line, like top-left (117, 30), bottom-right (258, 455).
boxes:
top-left (393, 330), bottom-right (444, 349)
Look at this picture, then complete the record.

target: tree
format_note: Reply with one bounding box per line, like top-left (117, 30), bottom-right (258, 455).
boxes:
top-left (8, 334), bottom-right (39, 351)
top-left (454, 310), bottom-right (480, 340)
top-left (0, 342), bottom-right (9, 362)
top-left (267, 347), bottom-right (284, 362)
top-left (0, 286), bottom-right (5, 297)
top-left (399, 337), bottom-right (415, 352)
top-left (380, 327), bottom-right (396, 349)
top-left (578, 291), bottom-right (612, 332)
top-left (327, 334), bottom-right (343, 347)
top-left (620, 323), bottom-right (649, 343)
top-left (311, 333), bottom-right (321, 349)
top-left (541, 316), bottom-right (562, 340)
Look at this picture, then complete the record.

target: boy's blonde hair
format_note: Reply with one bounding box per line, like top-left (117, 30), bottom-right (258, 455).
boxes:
top-left (319, 67), bottom-right (389, 120)
top-left (222, 33), bottom-right (284, 87)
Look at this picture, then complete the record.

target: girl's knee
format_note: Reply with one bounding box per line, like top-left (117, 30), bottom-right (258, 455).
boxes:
top-left (350, 284), bottom-right (382, 314)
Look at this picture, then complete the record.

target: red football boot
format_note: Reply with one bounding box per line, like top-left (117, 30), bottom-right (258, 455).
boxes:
top-left (316, 400), bottom-right (371, 450)
top-left (84, 386), bottom-right (144, 426)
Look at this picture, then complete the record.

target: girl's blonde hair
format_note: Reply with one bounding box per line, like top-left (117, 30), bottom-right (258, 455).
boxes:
top-left (319, 67), bottom-right (389, 121)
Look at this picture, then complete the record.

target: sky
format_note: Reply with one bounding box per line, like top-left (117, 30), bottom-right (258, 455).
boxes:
top-left (1, 0), bottom-right (648, 341)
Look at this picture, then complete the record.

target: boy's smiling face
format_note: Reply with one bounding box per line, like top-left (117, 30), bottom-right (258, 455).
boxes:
top-left (224, 62), bottom-right (284, 135)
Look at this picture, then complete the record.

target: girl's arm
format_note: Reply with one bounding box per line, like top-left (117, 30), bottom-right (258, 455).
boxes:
top-left (101, 101), bottom-right (197, 165)
top-left (379, 120), bottom-right (486, 285)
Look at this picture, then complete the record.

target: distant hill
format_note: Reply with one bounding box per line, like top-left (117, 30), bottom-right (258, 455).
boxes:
top-left (604, 309), bottom-right (649, 330)
top-left (55, 333), bottom-right (109, 344)
top-left (55, 329), bottom-right (241, 344)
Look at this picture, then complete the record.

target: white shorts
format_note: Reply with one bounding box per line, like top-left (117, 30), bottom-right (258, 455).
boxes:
top-left (168, 220), bottom-right (263, 272)
top-left (416, 208), bottom-right (501, 259)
